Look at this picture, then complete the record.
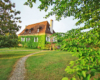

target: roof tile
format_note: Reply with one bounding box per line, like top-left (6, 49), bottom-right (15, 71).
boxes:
top-left (19, 21), bottom-right (55, 35)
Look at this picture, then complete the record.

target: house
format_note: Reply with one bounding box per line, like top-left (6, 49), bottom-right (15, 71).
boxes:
top-left (18, 19), bottom-right (57, 49)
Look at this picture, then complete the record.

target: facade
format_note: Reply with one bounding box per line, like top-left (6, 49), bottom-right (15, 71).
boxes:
top-left (18, 20), bottom-right (56, 49)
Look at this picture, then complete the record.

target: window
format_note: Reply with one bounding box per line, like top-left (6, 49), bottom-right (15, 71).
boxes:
top-left (39, 27), bottom-right (42, 29)
top-left (37, 29), bottom-right (39, 32)
top-left (29, 30), bottom-right (31, 33)
top-left (53, 38), bottom-right (55, 42)
top-left (46, 36), bottom-right (50, 42)
top-left (21, 38), bottom-right (25, 41)
top-left (53, 38), bottom-right (57, 42)
top-left (25, 29), bottom-right (28, 33)
top-left (34, 37), bottom-right (38, 42)
top-left (26, 38), bottom-right (30, 42)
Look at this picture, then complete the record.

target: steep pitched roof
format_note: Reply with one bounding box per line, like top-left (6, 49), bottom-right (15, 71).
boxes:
top-left (19, 21), bottom-right (55, 35)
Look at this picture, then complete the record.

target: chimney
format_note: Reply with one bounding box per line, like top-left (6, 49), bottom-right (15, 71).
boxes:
top-left (50, 19), bottom-right (53, 33)
top-left (25, 25), bottom-right (27, 28)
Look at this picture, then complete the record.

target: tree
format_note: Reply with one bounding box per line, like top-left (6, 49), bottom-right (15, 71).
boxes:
top-left (0, 0), bottom-right (21, 47)
top-left (24, 0), bottom-right (100, 80)
top-left (24, 0), bottom-right (100, 30)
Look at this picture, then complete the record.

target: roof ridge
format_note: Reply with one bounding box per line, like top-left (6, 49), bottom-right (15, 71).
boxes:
top-left (18, 20), bottom-right (55, 35)
top-left (27, 21), bottom-right (48, 26)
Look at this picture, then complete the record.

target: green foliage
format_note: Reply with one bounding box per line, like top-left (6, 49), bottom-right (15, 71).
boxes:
top-left (71, 77), bottom-right (76, 80)
top-left (46, 42), bottom-right (51, 44)
top-left (50, 27), bottom-right (100, 80)
top-left (62, 77), bottom-right (68, 80)
top-left (38, 35), bottom-right (46, 49)
top-left (19, 35), bottom-right (45, 49)
top-left (24, 0), bottom-right (100, 29)
top-left (61, 28), bottom-right (100, 80)
top-left (0, 0), bottom-right (21, 47)
top-left (24, 0), bottom-right (100, 80)
top-left (0, 33), bottom-right (19, 47)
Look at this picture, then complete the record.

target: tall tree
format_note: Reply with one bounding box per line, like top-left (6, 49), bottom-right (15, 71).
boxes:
top-left (0, 0), bottom-right (21, 47)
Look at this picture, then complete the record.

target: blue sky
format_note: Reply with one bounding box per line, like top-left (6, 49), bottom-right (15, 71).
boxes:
top-left (11, 0), bottom-right (92, 35)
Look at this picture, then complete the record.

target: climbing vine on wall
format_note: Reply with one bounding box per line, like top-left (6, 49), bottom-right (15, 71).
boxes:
top-left (18, 35), bottom-right (46, 49)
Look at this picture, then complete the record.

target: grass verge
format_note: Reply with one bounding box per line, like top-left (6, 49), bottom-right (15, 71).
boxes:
top-left (0, 48), bottom-right (40, 80)
top-left (25, 51), bottom-right (79, 80)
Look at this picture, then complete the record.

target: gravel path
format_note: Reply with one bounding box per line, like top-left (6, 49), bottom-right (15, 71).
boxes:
top-left (9, 51), bottom-right (44, 80)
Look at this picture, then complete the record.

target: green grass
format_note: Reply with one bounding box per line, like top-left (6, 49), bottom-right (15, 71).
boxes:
top-left (0, 48), bottom-right (99, 80)
top-left (0, 47), bottom-right (39, 51)
top-left (0, 48), bottom-right (41, 80)
top-left (25, 51), bottom-right (79, 80)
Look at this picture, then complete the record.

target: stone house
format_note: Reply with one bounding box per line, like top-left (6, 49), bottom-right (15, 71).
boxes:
top-left (18, 19), bottom-right (57, 49)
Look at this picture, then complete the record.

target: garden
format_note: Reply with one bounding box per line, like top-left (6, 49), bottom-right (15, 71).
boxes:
top-left (0, 0), bottom-right (100, 80)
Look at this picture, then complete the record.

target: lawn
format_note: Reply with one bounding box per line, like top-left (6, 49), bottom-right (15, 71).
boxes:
top-left (0, 48), bottom-right (40, 80)
top-left (25, 50), bottom-right (100, 80)
top-left (25, 51), bottom-right (79, 80)
top-left (0, 48), bottom-right (100, 80)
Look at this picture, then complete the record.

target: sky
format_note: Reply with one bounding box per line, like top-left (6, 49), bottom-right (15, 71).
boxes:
top-left (10, 0), bottom-right (92, 35)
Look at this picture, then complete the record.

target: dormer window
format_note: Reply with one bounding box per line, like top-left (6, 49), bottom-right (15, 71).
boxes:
top-left (31, 28), bottom-right (34, 30)
top-left (39, 27), bottom-right (42, 29)
top-left (37, 28), bottom-right (39, 32)
top-left (25, 29), bottom-right (28, 33)
top-left (29, 28), bottom-right (33, 33)
top-left (29, 29), bottom-right (31, 33)
top-left (25, 30), bottom-right (26, 33)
